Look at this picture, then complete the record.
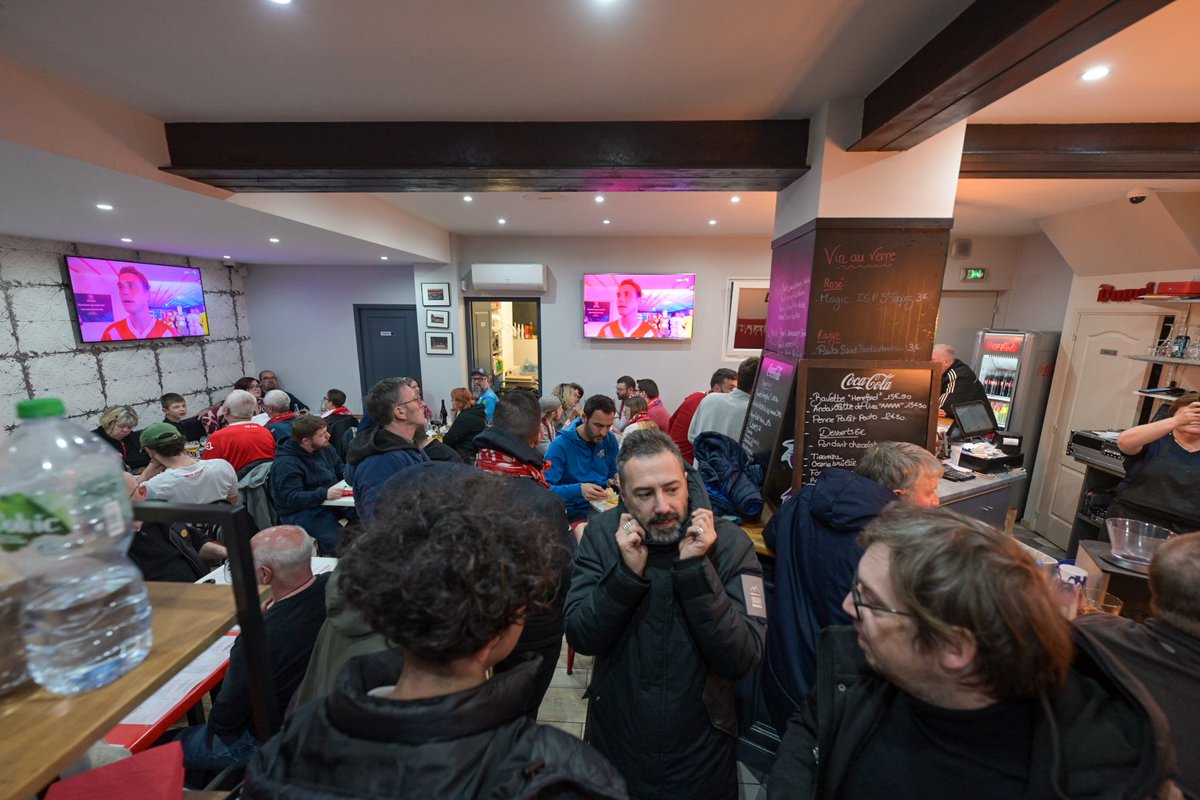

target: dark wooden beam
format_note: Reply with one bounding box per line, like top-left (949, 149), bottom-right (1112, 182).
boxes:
top-left (162, 120), bottom-right (809, 192)
top-left (960, 123), bottom-right (1200, 178)
top-left (853, 0), bottom-right (1174, 152)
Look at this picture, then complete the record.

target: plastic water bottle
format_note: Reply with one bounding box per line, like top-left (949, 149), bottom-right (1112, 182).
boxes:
top-left (0, 398), bottom-right (152, 695)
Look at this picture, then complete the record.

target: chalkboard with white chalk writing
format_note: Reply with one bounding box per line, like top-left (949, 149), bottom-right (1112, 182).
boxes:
top-left (740, 351), bottom-right (799, 512)
top-left (796, 360), bottom-right (938, 485)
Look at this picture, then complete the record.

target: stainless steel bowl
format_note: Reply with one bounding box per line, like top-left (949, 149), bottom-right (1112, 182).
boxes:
top-left (1106, 517), bottom-right (1175, 565)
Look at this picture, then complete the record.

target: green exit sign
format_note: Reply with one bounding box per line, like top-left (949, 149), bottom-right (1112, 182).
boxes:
top-left (961, 268), bottom-right (987, 281)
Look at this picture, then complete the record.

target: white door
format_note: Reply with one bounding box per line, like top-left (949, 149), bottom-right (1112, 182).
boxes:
top-left (1031, 311), bottom-right (1161, 549)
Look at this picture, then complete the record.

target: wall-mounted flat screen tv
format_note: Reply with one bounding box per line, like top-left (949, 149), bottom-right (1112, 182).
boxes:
top-left (583, 273), bottom-right (695, 339)
top-left (64, 256), bottom-right (209, 343)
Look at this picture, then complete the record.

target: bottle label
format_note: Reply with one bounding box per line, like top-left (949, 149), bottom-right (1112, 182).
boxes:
top-left (0, 494), bottom-right (70, 552)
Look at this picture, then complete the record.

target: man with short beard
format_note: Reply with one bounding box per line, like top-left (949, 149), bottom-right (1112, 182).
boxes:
top-left (565, 430), bottom-right (766, 800)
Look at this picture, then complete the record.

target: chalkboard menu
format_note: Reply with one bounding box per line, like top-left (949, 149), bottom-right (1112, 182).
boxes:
top-left (806, 227), bottom-right (946, 360)
top-left (763, 234), bottom-right (813, 358)
top-left (740, 351), bottom-right (798, 510)
top-left (796, 360), bottom-right (938, 485)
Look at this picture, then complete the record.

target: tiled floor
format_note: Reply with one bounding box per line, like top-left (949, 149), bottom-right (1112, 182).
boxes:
top-left (1012, 522), bottom-right (1068, 560)
top-left (535, 640), bottom-right (767, 799)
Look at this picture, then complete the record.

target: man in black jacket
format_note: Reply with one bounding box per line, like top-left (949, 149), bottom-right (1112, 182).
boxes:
top-left (565, 429), bottom-right (766, 800)
top-left (769, 505), bottom-right (1177, 800)
top-left (933, 343), bottom-right (997, 429)
top-left (243, 466), bottom-right (626, 800)
top-left (272, 414), bottom-right (348, 555)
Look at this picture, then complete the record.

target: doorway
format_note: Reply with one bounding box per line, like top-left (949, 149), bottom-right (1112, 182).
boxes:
top-left (353, 305), bottom-right (422, 398)
top-left (465, 298), bottom-right (542, 393)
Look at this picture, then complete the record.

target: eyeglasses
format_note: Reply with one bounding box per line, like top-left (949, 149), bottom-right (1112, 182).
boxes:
top-left (397, 397), bottom-right (424, 409)
top-left (850, 581), bottom-right (912, 620)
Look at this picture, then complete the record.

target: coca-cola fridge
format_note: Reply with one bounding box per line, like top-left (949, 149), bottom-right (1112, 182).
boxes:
top-left (971, 329), bottom-right (1060, 513)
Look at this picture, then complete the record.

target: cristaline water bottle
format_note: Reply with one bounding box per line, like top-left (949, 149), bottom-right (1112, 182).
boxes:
top-left (0, 398), bottom-right (152, 695)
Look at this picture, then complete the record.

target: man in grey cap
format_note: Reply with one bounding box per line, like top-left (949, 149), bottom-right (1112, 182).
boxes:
top-left (538, 394), bottom-right (563, 455)
top-left (470, 368), bottom-right (499, 422)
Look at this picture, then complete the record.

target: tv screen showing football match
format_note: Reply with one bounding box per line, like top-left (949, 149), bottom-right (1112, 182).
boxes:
top-left (64, 256), bottom-right (209, 343)
top-left (583, 273), bottom-right (695, 339)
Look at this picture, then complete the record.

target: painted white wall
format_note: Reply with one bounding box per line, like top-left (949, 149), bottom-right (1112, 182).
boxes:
top-left (412, 258), bottom-right (467, 418)
top-left (941, 236), bottom-right (1018, 292)
top-left (244, 262), bottom-right (416, 413)
top-left (997, 233), bottom-right (1073, 331)
top-left (454, 235), bottom-right (771, 409)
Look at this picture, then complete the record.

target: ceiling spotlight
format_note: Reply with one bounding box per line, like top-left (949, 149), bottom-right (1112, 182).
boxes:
top-left (268, 0), bottom-right (292, 5)
top-left (498, 218), bottom-right (507, 225)
top-left (1081, 65), bottom-right (1110, 82)
top-left (603, 219), bottom-right (611, 225)
top-left (380, 256), bottom-right (389, 261)
top-left (120, 237), bottom-right (133, 243)
top-left (708, 219), bottom-right (717, 226)
top-left (731, 196), bottom-right (741, 204)
top-left (594, 195), bottom-right (605, 204)
top-left (223, 255), bottom-right (232, 259)
top-left (463, 195), bottom-right (473, 202)
top-left (96, 203), bottom-right (114, 211)
top-left (268, 237), bottom-right (280, 243)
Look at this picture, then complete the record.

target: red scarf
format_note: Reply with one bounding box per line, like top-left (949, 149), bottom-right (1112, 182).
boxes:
top-left (326, 406), bottom-right (352, 417)
top-left (475, 448), bottom-right (551, 489)
top-left (268, 411), bottom-right (298, 424)
top-left (627, 412), bottom-right (651, 426)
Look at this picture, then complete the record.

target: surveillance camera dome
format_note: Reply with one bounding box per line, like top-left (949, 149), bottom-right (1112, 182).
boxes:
top-left (1127, 189), bottom-right (1151, 205)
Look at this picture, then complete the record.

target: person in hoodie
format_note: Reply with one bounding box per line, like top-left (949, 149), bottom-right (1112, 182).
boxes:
top-left (271, 414), bottom-right (348, 555)
top-left (544, 393), bottom-right (619, 524)
top-left (343, 376), bottom-right (430, 523)
top-left (762, 441), bottom-right (942, 732)
top-left (473, 389), bottom-right (574, 716)
top-left (242, 465), bottom-right (628, 800)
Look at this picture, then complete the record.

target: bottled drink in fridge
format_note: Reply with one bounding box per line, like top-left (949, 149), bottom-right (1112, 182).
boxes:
top-left (0, 398), bottom-right (152, 695)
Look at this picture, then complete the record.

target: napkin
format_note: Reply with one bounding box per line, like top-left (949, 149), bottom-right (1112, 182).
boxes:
top-left (46, 741), bottom-right (183, 800)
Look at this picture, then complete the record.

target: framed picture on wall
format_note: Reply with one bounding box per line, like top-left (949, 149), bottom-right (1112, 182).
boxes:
top-left (426, 309), bottom-right (450, 329)
top-left (425, 332), bottom-right (454, 355)
top-left (725, 278), bottom-right (770, 358)
top-left (421, 282), bottom-right (451, 307)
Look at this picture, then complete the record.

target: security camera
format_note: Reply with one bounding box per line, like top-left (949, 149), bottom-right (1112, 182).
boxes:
top-left (1127, 189), bottom-right (1151, 205)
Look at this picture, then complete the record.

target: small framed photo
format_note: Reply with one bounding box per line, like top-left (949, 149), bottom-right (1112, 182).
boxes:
top-left (426, 309), bottom-right (450, 329)
top-left (421, 282), bottom-right (451, 307)
top-left (425, 332), bottom-right (454, 355)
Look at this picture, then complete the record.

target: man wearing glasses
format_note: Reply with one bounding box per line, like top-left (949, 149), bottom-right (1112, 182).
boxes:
top-left (769, 505), bottom-right (1177, 800)
top-left (343, 377), bottom-right (430, 522)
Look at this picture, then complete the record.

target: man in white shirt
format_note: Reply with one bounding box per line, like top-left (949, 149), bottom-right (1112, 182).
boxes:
top-left (688, 357), bottom-right (759, 443)
top-left (138, 422), bottom-right (239, 505)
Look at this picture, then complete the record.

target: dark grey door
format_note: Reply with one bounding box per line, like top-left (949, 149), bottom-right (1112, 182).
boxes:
top-left (354, 305), bottom-right (421, 398)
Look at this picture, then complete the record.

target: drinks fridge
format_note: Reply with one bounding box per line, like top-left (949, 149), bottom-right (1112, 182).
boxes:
top-left (971, 329), bottom-right (1061, 514)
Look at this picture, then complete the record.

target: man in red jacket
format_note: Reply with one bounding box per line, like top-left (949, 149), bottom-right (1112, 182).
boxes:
top-left (668, 368), bottom-right (736, 463)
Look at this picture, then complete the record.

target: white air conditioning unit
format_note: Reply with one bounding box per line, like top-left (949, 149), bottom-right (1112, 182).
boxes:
top-left (470, 263), bottom-right (547, 292)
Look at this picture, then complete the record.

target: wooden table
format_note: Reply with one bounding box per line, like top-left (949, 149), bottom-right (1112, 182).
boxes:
top-left (0, 582), bottom-right (238, 800)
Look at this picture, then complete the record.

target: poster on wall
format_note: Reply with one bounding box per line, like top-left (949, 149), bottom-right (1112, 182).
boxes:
top-left (725, 278), bottom-right (769, 358)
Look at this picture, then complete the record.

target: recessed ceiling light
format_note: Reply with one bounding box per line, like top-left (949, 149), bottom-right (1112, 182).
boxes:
top-left (1081, 65), bottom-right (1110, 82)
top-left (603, 219), bottom-right (611, 225)
top-left (730, 195), bottom-right (741, 204)
top-left (96, 203), bottom-right (114, 211)
top-left (708, 219), bottom-right (717, 226)
top-left (120, 237), bottom-right (133, 243)
top-left (594, 195), bottom-right (605, 204)
top-left (223, 255), bottom-right (232, 259)
top-left (463, 195), bottom-right (473, 202)
top-left (380, 256), bottom-right (389, 261)
top-left (268, 0), bottom-right (292, 5)
top-left (498, 218), bottom-right (507, 225)
top-left (269, 237), bottom-right (280, 243)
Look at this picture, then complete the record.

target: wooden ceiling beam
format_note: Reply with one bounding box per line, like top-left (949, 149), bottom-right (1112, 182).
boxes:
top-left (852, 0), bottom-right (1174, 152)
top-left (162, 120), bottom-right (810, 192)
top-left (960, 123), bottom-right (1200, 178)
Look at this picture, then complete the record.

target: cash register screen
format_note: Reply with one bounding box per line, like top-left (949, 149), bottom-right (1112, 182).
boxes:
top-left (952, 400), bottom-right (996, 440)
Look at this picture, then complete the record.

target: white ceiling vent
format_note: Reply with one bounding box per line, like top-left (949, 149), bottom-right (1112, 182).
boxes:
top-left (470, 263), bottom-right (548, 292)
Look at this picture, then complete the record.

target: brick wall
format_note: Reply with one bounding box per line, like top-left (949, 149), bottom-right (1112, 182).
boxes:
top-left (0, 234), bottom-right (254, 432)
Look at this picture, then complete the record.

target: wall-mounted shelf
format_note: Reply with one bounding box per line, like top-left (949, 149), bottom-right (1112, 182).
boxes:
top-left (1132, 389), bottom-right (1190, 400)
top-left (1126, 354), bottom-right (1200, 367)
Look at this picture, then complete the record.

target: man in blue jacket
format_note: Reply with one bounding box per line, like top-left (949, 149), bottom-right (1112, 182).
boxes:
top-left (272, 414), bottom-right (348, 555)
top-left (545, 394), bottom-right (618, 523)
top-left (762, 441), bottom-right (942, 732)
top-left (344, 376), bottom-right (430, 522)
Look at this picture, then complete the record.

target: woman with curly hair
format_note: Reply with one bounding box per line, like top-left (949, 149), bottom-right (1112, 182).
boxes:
top-left (243, 463), bottom-right (628, 800)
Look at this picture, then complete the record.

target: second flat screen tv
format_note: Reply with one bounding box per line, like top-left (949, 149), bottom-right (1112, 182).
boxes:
top-left (64, 256), bottom-right (209, 343)
top-left (583, 273), bottom-right (695, 339)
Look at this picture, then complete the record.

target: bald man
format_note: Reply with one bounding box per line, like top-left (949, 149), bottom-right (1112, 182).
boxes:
top-left (173, 526), bottom-right (329, 779)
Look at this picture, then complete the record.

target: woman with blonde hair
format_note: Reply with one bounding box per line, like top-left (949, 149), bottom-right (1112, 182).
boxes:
top-left (553, 383), bottom-right (582, 430)
top-left (94, 405), bottom-right (149, 471)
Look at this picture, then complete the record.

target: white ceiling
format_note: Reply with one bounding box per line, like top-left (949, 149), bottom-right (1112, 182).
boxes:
top-left (0, 0), bottom-right (1197, 259)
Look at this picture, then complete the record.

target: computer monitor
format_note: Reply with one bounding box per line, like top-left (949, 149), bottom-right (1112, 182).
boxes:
top-left (951, 400), bottom-right (996, 440)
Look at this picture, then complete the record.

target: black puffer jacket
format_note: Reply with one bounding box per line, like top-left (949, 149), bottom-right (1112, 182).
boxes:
top-left (443, 403), bottom-right (488, 463)
top-left (243, 651), bottom-right (628, 800)
top-left (564, 469), bottom-right (766, 800)
top-left (768, 625), bottom-right (1178, 800)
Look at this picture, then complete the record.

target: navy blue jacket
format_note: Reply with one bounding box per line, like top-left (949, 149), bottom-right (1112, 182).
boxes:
top-left (761, 468), bottom-right (896, 730)
top-left (344, 426), bottom-right (430, 522)
top-left (271, 438), bottom-right (344, 517)
top-left (692, 431), bottom-right (763, 520)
